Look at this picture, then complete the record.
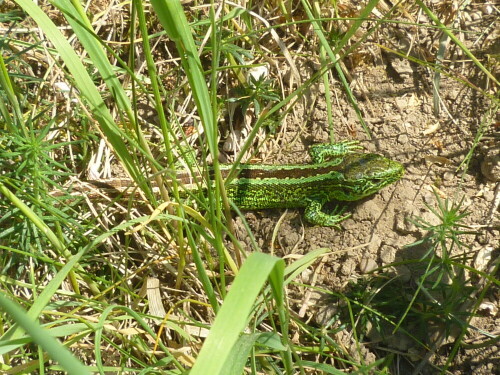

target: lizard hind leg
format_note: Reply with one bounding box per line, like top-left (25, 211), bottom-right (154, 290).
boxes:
top-left (309, 141), bottom-right (362, 163)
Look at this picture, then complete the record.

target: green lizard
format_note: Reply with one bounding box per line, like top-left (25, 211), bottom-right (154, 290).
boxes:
top-left (77, 141), bottom-right (403, 228)
top-left (179, 141), bottom-right (404, 228)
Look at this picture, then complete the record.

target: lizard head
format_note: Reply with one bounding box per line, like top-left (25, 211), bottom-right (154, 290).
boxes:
top-left (339, 153), bottom-right (405, 200)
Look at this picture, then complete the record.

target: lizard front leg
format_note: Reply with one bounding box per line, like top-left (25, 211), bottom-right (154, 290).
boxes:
top-left (304, 198), bottom-right (352, 228)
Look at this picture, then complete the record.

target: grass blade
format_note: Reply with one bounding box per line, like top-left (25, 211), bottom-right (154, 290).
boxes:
top-left (190, 252), bottom-right (284, 374)
top-left (0, 295), bottom-right (89, 374)
top-left (14, 0), bottom-right (142, 183)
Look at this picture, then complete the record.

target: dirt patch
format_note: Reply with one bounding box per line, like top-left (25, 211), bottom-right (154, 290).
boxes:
top-left (230, 8), bottom-right (498, 373)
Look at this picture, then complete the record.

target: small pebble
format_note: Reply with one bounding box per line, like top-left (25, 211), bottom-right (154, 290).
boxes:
top-left (395, 264), bottom-right (412, 283)
top-left (283, 231), bottom-right (300, 247)
top-left (398, 134), bottom-right (409, 144)
top-left (470, 11), bottom-right (482, 21)
top-left (474, 246), bottom-right (494, 271)
top-left (483, 190), bottom-right (494, 202)
top-left (478, 301), bottom-right (497, 317)
top-left (481, 151), bottom-right (500, 182)
top-left (443, 171), bottom-right (455, 181)
top-left (482, 4), bottom-right (493, 14)
top-left (463, 173), bottom-right (474, 182)
top-left (359, 257), bottom-right (378, 273)
top-left (423, 192), bottom-right (435, 205)
top-left (421, 211), bottom-right (441, 227)
top-left (380, 245), bottom-right (396, 264)
top-left (367, 234), bottom-right (382, 253)
top-left (395, 206), bottom-right (420, 234)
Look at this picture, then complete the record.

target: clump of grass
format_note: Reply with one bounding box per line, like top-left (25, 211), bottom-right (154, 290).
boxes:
top-left (339, 190), bottom-right (490, 373)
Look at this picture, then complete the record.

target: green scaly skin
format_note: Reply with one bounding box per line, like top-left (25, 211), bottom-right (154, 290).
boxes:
top-left (210, 141), bottom-right (404, 228)
top-left (79, 141), bottom-right (403, 228)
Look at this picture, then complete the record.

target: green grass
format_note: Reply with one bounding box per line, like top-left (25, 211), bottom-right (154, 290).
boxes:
top-left (0, 0), bottom-right (498, 374)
